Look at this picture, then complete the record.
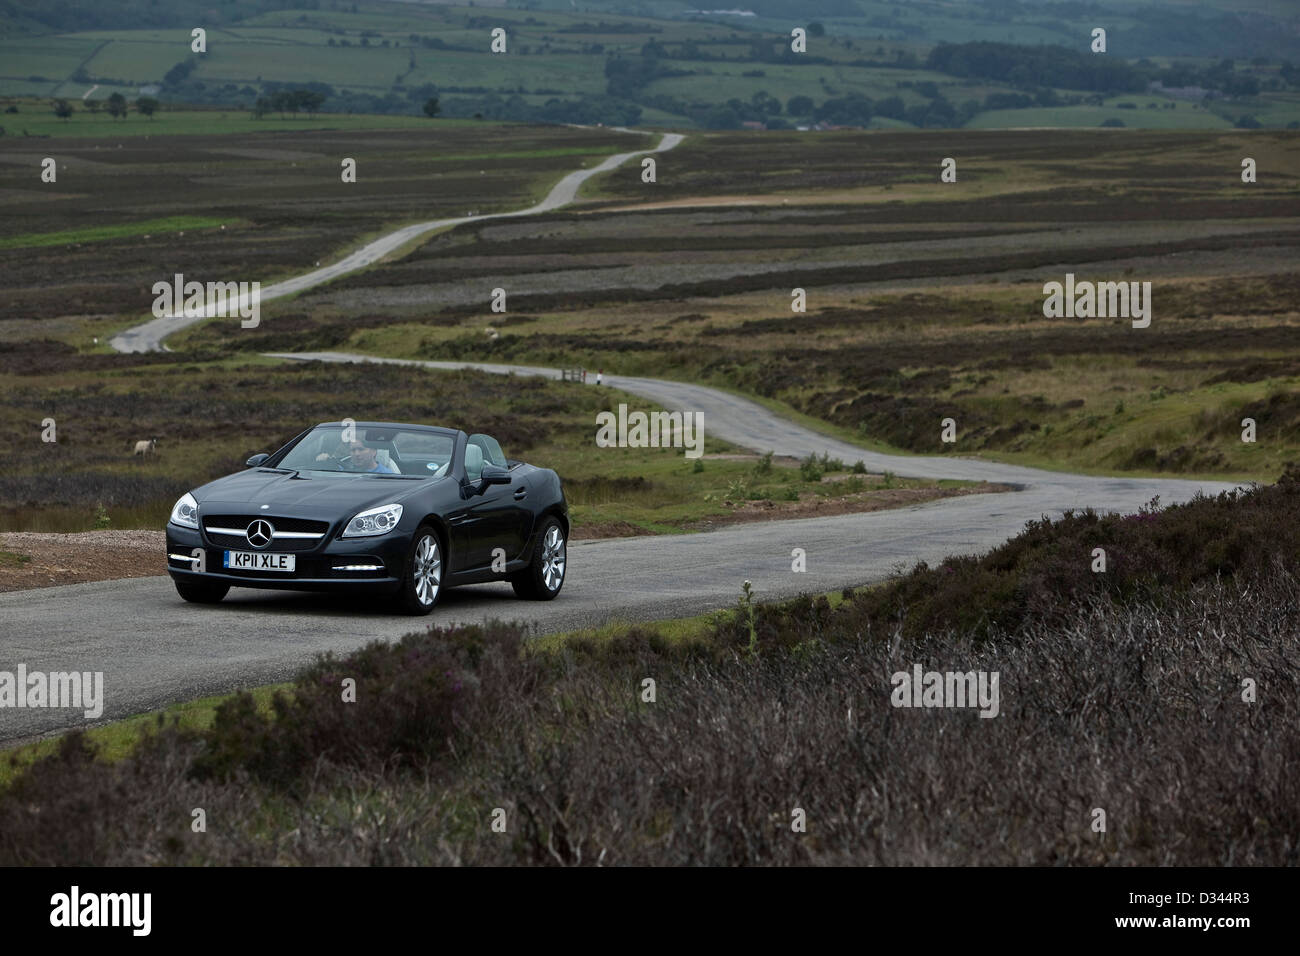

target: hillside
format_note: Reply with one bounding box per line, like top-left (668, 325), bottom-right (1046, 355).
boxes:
top-left (2, 0), bottom-right (1299, 130)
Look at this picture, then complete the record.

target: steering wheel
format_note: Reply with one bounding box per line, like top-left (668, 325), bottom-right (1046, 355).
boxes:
top-left (314, 454), bottom-right (357, 470)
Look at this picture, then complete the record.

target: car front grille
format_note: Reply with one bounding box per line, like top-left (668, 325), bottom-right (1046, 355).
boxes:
top-left (202, 514), bottom-right (331, 551)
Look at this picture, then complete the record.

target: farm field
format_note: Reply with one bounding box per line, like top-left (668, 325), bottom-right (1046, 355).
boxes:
top-left (966, 105), bottom-right (1233, 130)
top-left (5, 0), bottom-right (1299, 130)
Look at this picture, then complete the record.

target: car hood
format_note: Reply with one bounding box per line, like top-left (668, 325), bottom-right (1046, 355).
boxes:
top-left (194, 468), bottom-right (433, 517)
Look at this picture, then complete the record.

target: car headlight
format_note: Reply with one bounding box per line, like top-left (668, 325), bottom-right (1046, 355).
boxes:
top-left (169, 492), bottom-right (199, 529)
top-left (342, 503), bottom-right (403, 538)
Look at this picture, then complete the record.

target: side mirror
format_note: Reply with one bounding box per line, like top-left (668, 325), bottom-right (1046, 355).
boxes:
top-left (480, 464), bottom-right (512, 486)
top-left (246, 453), bottom-right (270, 468)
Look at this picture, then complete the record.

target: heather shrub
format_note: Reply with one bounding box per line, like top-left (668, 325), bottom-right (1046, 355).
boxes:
top-left (0, 725), bottom-right (218, 865)
top-left (490, 570), bottom-right (1300, 866)
top-left (846, 464), bottom-right (1300, 640)
top-left (3, 572), bottom-right (1298, 865)
top-left (191, 621), bottom-right (540, 788)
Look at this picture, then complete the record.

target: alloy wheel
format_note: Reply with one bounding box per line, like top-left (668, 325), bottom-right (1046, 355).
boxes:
top-left (541, 524), bottom-right (566, 592)
top-left (414, 534), bottom-right (442, 606)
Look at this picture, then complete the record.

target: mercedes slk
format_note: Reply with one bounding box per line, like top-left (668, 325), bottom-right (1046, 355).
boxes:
top-left (165, 421), bottom-right (568, 614)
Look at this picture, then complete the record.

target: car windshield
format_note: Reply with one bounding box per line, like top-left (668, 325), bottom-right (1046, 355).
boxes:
top-left (276, 425), bottom-right (455, 477)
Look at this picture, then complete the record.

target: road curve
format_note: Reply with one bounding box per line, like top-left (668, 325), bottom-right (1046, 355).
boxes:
top-left (8, 131), bottom-right (1246, 745)
top-left (108, 129), bottom-right (683, 354)
top-left (269, 350), bottom-right (1243, 500)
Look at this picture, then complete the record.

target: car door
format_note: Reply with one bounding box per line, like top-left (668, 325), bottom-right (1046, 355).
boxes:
top-left (464, 436), bottom-right (531, 567)
top-left (445, 441), bottom-right (508, 570)
top-left (463, 483), bottom-right (520, 569)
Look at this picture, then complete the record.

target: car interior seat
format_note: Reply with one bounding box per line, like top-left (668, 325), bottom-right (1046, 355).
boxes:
top-left (464, 442), bottom-right (484, 482)
top-left (468, 434), bottom-right (508, 468)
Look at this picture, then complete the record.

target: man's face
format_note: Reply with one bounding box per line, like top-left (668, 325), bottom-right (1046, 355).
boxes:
top-left (349, 442), bottom-right (378, 470)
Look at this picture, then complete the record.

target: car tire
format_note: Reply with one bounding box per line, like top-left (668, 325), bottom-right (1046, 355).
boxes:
top-left (511, 517), bottom-right (566, 601)
top-left (174, 578), bottom-right (230, 604)
top-left (397, 526), bottom-right (443, 615)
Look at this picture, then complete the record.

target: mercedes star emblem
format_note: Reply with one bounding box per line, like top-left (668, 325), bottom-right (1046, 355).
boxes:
top-left (246, 519), bottom-right (275, 548)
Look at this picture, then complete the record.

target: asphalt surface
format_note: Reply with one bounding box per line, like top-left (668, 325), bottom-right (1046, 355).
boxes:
top-left (2, 130), bottom-right (1243, 744)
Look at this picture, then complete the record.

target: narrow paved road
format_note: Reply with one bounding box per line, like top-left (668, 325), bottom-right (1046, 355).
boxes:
top-left (271, 350), bottom-right (1240, 496)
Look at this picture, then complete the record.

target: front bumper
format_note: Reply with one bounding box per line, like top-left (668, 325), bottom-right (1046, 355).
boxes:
top-left (166, 523), bottom-right (406, 594)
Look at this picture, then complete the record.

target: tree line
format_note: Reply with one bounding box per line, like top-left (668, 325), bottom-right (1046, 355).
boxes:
top-left (50, 92), bottom-right (157, 121)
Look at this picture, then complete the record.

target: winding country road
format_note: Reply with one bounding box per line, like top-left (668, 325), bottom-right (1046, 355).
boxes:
top-left (109, 128), bottom-right (683, 353)
top-left (0, 128), bottom-right (1243, 744)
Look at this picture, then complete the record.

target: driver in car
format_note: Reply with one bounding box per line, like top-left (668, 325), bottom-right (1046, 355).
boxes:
top-left (316, 440), bottom-right (398, 473)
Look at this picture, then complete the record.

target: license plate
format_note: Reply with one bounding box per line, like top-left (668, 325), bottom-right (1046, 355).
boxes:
top-left (223, 550), bottom-right (295, 572)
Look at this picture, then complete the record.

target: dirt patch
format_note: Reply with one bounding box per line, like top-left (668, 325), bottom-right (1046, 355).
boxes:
top-left (571, 520), bottom-right (650, 540)
top-left (0, 530), bottom-right (165, 592)
top-left (682, 483), bottom-right (1013, 533)
top-left (575, 482), bottom-right (1012, 539)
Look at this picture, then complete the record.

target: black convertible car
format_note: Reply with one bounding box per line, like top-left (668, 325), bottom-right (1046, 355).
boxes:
top-left (165, 421), bottom-right (568, 614)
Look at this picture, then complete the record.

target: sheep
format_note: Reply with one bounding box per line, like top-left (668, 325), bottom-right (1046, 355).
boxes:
top-left (133, 438), bottom-right (157, 457)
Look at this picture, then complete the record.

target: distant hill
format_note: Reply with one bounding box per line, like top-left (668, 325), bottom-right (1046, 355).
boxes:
top-left (1, 0), bottom-right (1296, 130)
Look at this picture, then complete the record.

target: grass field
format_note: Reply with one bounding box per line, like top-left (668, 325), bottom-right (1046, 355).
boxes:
top-left (0, 122), bottom-right (644, 337)
top-left (0, 351), bottom-right (981, 534)
top-left (153, 126), bottom-right (1298, 482)
top-left (967, 105), bottom-right (1234, 130)
top-left (0, 36), bottom-right (102, 81)
top-left (643, 64), bottom-right (954, 107)
top-left (0, 215), bottom-right (240, 251)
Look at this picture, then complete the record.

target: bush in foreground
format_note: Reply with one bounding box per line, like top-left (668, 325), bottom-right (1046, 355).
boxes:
top-left (847, 464), bottom-right (1300, 640)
